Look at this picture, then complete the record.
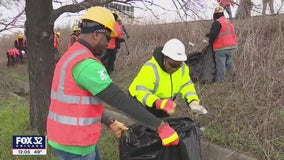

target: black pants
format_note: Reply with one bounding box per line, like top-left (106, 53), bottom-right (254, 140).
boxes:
top-left (7, 54), bottom-right (16, 67)
top-left (101, 49), bottom-right (117, 75)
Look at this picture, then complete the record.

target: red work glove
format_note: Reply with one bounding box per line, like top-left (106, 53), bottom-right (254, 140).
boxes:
top-left (157, 123), bottom-right (179, 146)
top-left (155, 99), bottom-right (176, 114)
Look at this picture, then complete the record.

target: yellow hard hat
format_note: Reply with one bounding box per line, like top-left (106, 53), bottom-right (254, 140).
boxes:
top-left (81, 6), bottom-right (117, 37)
top-left (73, 26), bottom-right (80, 31)
top-left (214, 6), bottom-right (224, 13)
top-left (117, 16), bottom-right (122, 21)
top-left (56, 32), bottom-right (60, 37)
top-left (18, 33), bottom-right (23, 39)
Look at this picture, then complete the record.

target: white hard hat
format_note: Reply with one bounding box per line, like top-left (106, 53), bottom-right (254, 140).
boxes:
top-left (161, 39), bottom-right (187, 61)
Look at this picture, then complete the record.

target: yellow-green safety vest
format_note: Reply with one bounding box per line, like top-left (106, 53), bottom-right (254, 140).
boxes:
top-left (129, 57), bottom-right (199, 108)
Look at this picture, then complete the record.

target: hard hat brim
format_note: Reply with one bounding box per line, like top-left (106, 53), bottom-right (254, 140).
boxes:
top-left (162, 51), bottom-right (187, 61)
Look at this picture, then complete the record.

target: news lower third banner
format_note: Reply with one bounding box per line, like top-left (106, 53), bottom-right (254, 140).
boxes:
top-left (12, 135), bottom-right (46, 155)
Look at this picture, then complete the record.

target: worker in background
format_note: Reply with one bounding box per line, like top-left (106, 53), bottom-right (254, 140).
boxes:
top-left (129, 39), bottom-right (207, 120)
top-left (47, 6), bottom-right (179, 160)
top-left (208, 6), bottom-right (237, 82)
top-left (6, 48), bottom-right (20, 67)
top-left (117, 16), bottom-right (129, 38)
top-left (235, 0), bottom-right (254, 19)
top-left (67, 25), bottom-right (80, 49)
top-left (262, 0), bottom-right (274, 15)
top-left (14, 33), bottom-right (27, 64)
top-left (101, 12), bottom-right (124, 75)
top-left (53, 32), bottom-right (61, 62)
top-left (217, 0), bottom-right (235, 19)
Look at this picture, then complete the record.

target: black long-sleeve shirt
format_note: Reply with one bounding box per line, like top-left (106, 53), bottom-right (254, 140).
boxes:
top-left (208, 21), bottom-right (221, 48)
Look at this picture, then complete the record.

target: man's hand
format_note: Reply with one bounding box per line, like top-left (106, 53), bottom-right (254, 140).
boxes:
top-left (155, 99), bottom-right (176, 114)
top-left (109, 120), bottom-right (128, 138)
top-left (188, 101), bottom-right (208, 121)
top-left (157, 123), bottom-right (179, 146)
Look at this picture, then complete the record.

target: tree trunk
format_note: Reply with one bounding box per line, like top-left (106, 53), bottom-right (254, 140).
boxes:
top-left (25, 0), bottom-right (55, 134)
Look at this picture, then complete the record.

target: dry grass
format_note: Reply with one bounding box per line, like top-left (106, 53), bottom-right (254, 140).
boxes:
top-left (112, 15), bottom-right (284, 160)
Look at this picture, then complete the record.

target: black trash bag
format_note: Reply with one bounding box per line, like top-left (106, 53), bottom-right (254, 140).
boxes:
top-left (186, 46), bottom-right (216, 84)
top-left (119, 117), bottom-right (202, 160)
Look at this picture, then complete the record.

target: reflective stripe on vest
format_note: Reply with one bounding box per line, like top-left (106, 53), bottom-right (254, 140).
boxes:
top-left (217, 22), bottom-right (235, 37)
top-left (143, 62), bottom-right (160, 93)
top-left (49, 111), bottom-right (100, 126)
top-left (50, 90), bottom-right (102, 104)
top-left (180, 80), bottom-right (193, 91)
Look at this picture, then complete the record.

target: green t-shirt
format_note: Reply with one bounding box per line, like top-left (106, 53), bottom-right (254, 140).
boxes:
top-left (48, 58), bottom-right (112, 155)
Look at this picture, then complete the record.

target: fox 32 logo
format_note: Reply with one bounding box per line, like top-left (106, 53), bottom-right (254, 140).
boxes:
top-left (12, 135), bottom-right (46, 155)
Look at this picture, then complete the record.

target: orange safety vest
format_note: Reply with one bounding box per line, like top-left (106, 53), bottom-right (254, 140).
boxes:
top-left (217, 0), bottom-right (233, 7)
top-left (7, 48), bottom-right (20, 56)
top-left (47, 42), bottom-right (104, 146)
top-left (213, 16), bottom-right (237, 51)
top-left (53, 34), bottom-right (59, 48)
top-left (16, 39), bottom-right (26, 48)
top-left (107, 21), bottom-right (124, 49)
top-left (68, 34), bottom-right (79, 49)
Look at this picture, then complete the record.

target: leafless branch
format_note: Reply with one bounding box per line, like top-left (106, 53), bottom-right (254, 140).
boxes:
top-left (276, 0), bottom-right (284, 14)
top-left (0, 9), bottom-right (25, 32)
top-left (50, 0), bottom-right (116, 23)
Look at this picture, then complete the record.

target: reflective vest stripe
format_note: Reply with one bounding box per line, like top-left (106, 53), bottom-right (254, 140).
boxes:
top-left (59, 50), bottom-right (87, 91)
top-left (180, 80), bottom-right (193, 91)
top-left (181, 64), bottom-right (185, 77)
top-left (142, 93), bottom-right (151, 105)
top-left (51, 90), bottom-right (102, 104)
top-left (217, 21), bottom-right (234, 37)
top-left (184, 91), bottom-right (197, 99)
top-left (218, 31), bottom-right (235, 37)
top-left (144, 62), bottom-right (159, 93)
top-left (48, 111), bottom-right (100, 126)
top-left (136, 86), bottom-right (151, 92)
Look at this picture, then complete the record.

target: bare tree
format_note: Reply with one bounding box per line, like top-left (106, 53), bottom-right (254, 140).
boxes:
top-left (25, 0), bottom-right (121, 134)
